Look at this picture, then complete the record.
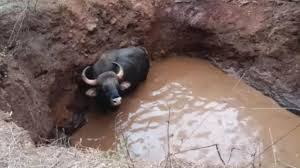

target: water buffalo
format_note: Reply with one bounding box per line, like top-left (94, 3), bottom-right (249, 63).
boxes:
top-left (81, 46), bottom-right (150, 107)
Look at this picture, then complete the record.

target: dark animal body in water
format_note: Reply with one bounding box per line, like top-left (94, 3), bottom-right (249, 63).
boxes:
top-left (82, 46), bottom-right (150, 107)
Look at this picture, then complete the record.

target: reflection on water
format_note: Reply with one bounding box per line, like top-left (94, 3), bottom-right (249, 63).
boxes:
top-left (71, 56), bottom-right (300, 167)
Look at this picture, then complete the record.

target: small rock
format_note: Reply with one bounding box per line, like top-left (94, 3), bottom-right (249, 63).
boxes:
top-left (104, 29), bottom-right (111, 36)
top-left (130, 40), bottom-right (138, 46)
top-left (119, 41), bottom-right (128, 48)
top-left (102, 36), bottom-right (109, 42)
top-left (80, 38), bottom-right (85, 44)
top-left (70, 20), bottom-right (74, 26)
top-left (68, 33), bottom-right (73, 38)
top-left (110, 17), bottom-right (117, 25)
top-left (86, 23), bottom-right (97, 32)
top-left (84, 54), bottom-right (89, 58)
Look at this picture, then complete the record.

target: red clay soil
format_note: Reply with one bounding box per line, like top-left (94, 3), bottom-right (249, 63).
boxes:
top-left (0, 0), bottom-right (299, 140)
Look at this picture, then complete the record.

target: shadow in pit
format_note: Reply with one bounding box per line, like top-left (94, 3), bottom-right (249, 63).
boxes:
top-left (49, 67), bottom-right (122, 143)
top-left (49, 75), bottom-right (122, 143)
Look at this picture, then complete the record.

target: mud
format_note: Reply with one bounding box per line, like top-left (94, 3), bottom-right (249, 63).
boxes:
top-left (71, 56), bottom-right (300, 167)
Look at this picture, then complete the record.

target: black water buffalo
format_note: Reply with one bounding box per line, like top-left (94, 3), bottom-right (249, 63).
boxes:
top-left (81, 46), bottom-right (150, 106)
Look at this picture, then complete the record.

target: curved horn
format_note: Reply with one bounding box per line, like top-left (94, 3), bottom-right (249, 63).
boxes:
top-left (81, 66), bottom-right (97, 86)
top-left (112, 62), bottom-right (124, 80)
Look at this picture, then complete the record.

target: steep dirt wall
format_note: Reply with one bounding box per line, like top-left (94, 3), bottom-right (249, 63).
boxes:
top-left (0, 0), bottom-right (153, 140)
top-left (148, 0), bottom-right (300, 114)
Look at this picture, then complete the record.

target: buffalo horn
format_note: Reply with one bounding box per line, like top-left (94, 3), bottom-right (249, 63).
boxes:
top-left (112, 62), bottom-right (124, 80)
top-left (81, 66), bottom-right (98, 86)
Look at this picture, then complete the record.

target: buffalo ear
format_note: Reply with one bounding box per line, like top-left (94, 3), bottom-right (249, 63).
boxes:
top-left (85, 88), bottom-right (97, 97)
top-left (120, 81), bottom-right (131, 91)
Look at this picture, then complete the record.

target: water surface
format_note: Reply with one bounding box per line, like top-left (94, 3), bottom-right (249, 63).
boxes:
top-left (71, 56), bottom-right (300, 167)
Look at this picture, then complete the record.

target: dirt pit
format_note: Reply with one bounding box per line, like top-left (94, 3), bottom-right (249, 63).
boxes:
top-left (62, 56), bottom-right (300, 167)
top-left (1, 0), bottom-right (300, 167)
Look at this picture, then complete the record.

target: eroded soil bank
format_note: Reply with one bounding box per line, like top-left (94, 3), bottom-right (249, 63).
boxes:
top-left (70, 56), bottom-right (300, 167)
top-left (0, 0), bottom-right (299, 166)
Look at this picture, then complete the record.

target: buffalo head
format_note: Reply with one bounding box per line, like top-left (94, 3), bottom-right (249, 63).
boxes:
top-left (81, 62), bottom-right (130, 106)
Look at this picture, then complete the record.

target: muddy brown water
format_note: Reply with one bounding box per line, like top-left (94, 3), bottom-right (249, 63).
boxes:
top-left (70, 56), bottom-right (300, 166)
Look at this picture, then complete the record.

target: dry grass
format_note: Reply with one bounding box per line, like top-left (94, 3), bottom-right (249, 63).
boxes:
top-left (0, 111), bottom-right (135, 168)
